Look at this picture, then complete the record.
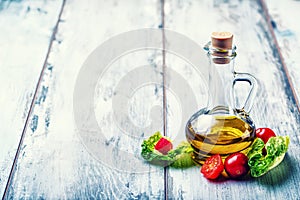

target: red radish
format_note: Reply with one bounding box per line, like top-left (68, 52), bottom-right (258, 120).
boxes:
top-left (154, 137), bottom-right (173, 155)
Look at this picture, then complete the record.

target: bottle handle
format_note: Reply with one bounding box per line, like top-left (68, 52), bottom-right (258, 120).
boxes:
top-left (231, 72), bottom-right (258, 113)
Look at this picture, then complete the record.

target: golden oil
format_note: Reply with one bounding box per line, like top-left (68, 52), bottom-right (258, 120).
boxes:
top-left (186, 107), bottom-right (255, 164)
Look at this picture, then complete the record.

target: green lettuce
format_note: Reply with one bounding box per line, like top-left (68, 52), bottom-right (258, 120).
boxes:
top-left (141, 132), bottom-right (195, 168)
top-left (247, 136), bottom-right (289, 177)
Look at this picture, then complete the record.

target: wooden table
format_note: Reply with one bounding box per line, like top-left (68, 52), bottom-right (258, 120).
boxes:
top-left (1, 0), bottom-right (299, 199)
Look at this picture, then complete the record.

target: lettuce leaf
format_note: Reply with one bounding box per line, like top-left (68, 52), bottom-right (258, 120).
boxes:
top-left (141, 132), bottom-right (195, 168)
top-left (169, 141), bottom-right (195, 168)
top-left (247, 136), bottom-right (289, 177)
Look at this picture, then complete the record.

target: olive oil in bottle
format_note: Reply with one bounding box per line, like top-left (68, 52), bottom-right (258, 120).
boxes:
top-left (186, 107), bottom-right (255, 164)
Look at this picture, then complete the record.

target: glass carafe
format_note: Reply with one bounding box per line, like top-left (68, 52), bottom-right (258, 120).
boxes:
top-left (186, 32), bottom-right (258, 164)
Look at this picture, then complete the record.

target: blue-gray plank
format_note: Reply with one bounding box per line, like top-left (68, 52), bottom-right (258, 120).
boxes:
top-left (265, 0), bottom-right (300, 111)
top-left (0, 0), bottom-right (63, 197)
top-left (4, 0), bottom-right (165, 199)
top-left (1, 0), bottom-right (299, 199)
top-left (164, 0), bottom-right (300, 199)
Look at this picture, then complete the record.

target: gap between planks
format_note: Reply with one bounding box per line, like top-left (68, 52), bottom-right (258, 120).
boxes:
top-left (160, 0), bottom-right (169, 199)
top-left (2, 1), bottom-right (67, 199)
top-left (259, 0), bottom-right (300, 113)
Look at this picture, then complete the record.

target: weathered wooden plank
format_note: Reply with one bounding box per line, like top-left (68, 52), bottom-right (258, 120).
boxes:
top-left (5, 0), bottom-right (166, 199)
top-left (264, 0), bottom-right (300, 111)
top-left (0, 0), bottom-right (63, 197)
top-left (164, 0), bottom-right (300, 199)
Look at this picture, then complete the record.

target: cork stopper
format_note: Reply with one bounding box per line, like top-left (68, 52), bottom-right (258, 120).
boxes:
top-left (211, 32), bottom-right (233, 50)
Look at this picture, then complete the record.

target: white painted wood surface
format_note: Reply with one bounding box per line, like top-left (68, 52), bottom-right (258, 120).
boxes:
top-left (265, 0), bottom-right (300, 111)
top-left (165, 0), bottom-right (300, 199)
top-left (1, 0), bottom-right (299, 199)
top-left (4, 0), bottom-right (166, 199)
top-left (0, 0), bottom-right (63, 196)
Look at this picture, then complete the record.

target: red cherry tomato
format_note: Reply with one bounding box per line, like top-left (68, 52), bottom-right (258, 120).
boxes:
top-left (154, 137), bottom-right (173, 155)
top-left (224, 153), bottom-right (249, 178)
top-left (201, 154), bottom-right (224, 180)
top-left (256, 128), bottom-right (276, 144)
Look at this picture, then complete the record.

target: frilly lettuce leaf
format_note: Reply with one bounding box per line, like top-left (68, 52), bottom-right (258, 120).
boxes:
top-left (247, 136), bottom-right (289, 177)
top-left (141, 131), bottom-right (162, 160)
top-left (141, 132), bottom-right (195, 168)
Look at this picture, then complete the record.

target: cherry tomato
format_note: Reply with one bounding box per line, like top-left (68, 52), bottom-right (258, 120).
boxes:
top-left (201, 154), bottom-right (224, 180)
top-left (256, 128), bottom-right (276, 144)
top-left (224, 153), bottom-right (249, 179)
top-left (154, 137), bottom-right (173, 155)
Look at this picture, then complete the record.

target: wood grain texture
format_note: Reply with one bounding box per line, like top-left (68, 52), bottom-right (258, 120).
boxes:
top-left (5, 0), bottom-right (166, 199)
top-left (264, 0), bottom-right (300, 111)
top-left (2, 0), bottom-right (300, 199)
top-left (0, 0), bottom-right (63, 197)
top-left (164, 0), bottom-right (300, 199)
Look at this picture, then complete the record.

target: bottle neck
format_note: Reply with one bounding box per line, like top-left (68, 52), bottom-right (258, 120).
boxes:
top-left (204, 41), bottom-right (237, 111)
top-left (213, 59), bottom-right (235, 86)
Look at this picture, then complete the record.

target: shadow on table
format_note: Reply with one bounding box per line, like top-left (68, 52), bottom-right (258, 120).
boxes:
top-left (251, 153), bottom-right (296, 187)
